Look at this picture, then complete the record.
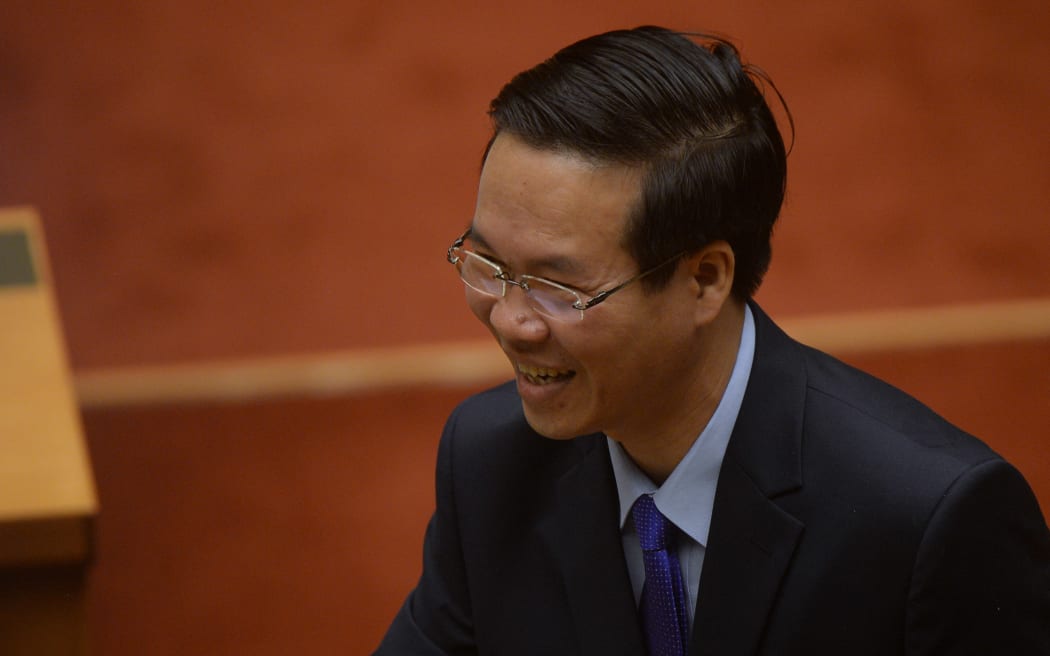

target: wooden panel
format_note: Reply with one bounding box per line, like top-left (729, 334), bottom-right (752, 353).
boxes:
top-left (0, 207), bottom-right (96, 565)
top-left (0, 207), bottom-right (95, 655)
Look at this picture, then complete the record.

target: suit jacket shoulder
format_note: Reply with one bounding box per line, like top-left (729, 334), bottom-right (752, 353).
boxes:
top-left (693, 304), bottom-right (1050, 655)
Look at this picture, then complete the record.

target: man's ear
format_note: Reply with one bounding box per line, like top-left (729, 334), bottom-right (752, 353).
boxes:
top-left (683, 240), bottom-right (735, 326)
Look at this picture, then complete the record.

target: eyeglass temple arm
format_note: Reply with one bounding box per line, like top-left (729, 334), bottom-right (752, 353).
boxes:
top-left (572, 252), bottom-right (685, 311)
top-left (573, 288), bottom-right (616, 311)
top-left (573, 267), bottom-right (651, 310)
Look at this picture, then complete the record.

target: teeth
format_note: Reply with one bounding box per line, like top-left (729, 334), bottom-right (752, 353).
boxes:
top-left (518, 364), bottom-right (574, 384)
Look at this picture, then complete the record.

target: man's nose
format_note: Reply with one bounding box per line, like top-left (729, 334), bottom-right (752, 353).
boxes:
top-left (487, 285), bottom-right (550, 344)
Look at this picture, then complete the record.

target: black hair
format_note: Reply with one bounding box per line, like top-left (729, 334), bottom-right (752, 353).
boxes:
top-left (487, 26), bottom-right (790, 298)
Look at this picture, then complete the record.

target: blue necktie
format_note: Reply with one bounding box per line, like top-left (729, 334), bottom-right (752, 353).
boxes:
top-left (633, 494), bottom-right (690, 656)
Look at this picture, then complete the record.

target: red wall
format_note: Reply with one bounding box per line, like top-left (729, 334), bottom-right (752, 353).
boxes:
top-left (1, 1), bottom-right (1047, 368)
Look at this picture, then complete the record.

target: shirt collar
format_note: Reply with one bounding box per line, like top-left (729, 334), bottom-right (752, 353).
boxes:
top-left (607, 304), bottom-right (755, 547)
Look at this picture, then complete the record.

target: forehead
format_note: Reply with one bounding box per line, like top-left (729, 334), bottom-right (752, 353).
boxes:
top-left (472, 134), bottom-right (643, 268)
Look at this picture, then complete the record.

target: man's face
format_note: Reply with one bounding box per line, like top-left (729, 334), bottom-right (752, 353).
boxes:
top-left (467, 133), bottom-right (703, 442)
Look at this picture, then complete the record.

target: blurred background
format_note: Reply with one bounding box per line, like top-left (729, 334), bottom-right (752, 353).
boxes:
top-left (1, 0), bottom-right (1048, 653)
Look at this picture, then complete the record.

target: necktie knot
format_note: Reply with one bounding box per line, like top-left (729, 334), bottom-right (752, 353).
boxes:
top-left (633, 494), bottom-right (673, 552)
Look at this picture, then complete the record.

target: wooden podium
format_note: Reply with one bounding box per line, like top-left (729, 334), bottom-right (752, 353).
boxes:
top-left (0, 207), bottom-right (97, 654)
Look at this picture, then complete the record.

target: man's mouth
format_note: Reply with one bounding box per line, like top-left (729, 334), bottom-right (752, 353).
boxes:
top-left (518, 364), bottom-right (576, 386)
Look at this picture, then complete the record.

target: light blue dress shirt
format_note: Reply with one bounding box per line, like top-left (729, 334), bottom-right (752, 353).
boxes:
top-left (607, 304), bottom-right (755, 629)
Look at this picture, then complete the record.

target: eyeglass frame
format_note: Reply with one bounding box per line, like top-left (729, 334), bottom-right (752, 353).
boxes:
top-left (446, 228), bottom-right (685, 317)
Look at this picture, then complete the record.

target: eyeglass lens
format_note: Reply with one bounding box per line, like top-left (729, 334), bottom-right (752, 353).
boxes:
top-left (454, 249), bottom-right (583, 322)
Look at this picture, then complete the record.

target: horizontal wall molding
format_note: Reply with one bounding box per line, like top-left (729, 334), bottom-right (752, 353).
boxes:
top-left (75, 297), bottom-right (1050, 408)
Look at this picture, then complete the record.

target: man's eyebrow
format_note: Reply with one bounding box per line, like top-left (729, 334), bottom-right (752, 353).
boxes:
top-left (468, 225), bottom-right (585, 275)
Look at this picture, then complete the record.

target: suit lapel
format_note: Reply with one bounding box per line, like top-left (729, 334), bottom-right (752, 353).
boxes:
top-left (689, 303), bottom-right (808, 656)
top-left (689, 459), bottom-right (803, 656)
top-left (537, 436), bottom-right (645, 656)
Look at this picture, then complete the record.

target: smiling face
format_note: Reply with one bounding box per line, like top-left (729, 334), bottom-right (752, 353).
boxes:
top-left (468, 133), bottom-right (718, 446)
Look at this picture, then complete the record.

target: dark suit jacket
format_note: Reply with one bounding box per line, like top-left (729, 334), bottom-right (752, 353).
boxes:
top-left (376, 304), bottom-right (1050, 655)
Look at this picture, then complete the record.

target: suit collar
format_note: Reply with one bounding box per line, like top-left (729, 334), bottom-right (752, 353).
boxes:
top-left (728, 301), bottom-right (806, 497)
top-left (689, 302), bottom-right (807, 656)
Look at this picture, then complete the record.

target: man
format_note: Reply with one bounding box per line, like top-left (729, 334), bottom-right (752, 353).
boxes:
top-left (376, 26), bottom-right (1050, 655)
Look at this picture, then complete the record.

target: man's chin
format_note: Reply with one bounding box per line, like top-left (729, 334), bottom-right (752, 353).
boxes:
top-left (521, 403), bottom-right (589, 441)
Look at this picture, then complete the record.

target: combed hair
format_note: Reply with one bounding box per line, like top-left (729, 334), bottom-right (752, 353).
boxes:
top-left (487, 26), bottom-right (790, 298)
